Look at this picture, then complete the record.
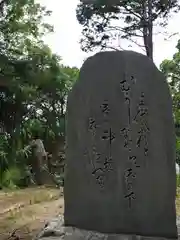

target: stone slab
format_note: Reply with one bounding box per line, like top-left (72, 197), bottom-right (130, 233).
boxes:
top-left (34, 215), bottom-right (180, 240)
top-left (64, 51), bottom-right (177, 238)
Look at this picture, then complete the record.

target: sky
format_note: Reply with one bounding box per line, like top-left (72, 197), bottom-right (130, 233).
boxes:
top-left (40, 0), bottom-right (180, 69)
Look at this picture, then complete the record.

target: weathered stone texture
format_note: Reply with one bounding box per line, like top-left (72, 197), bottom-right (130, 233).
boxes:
top-left (64, 51), bottom-right (177, 238)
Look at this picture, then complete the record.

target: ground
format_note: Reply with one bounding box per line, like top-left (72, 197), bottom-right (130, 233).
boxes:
top-left (0, 186), bottom-right (64, 240)
top-left (0, 187), bottom-right (180, 240)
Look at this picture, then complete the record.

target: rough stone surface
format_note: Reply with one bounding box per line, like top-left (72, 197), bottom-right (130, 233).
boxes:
top-left (35, 216), bottom-right (180, 240)
top-left (64, 51), bottom-right (177, 238)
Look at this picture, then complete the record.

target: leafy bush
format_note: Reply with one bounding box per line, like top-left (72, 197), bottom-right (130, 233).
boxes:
top-left (176, 137), bottom-right (180, 166)
top-left (1, 167), bottom-right (22, 189)
top-left (54, 172), bottom-right (64, 187)
top-left (177, 174), bottom-right (180, 188)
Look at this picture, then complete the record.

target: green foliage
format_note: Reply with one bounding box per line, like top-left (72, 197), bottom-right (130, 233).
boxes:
top-left (1, 167), bottom-right (22, 189)
top-left (0, 0), bottom-right (53, 59)
top-left (0, 0), bottom-right (79, 189)
top-left (76, 0), bottom-right (179, 58)
top-left (160, 40), bottom-right (180, 165)
top-left (176, 137), bottom-right (180, 166)
top-left (177, 174), bottom-right (180, 188)
top-left (160, 40), bottom-right (180, 122)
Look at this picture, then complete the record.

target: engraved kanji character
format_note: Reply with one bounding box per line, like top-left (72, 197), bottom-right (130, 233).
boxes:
top-left (95, 153), bottom-right (101, 162)
top-left (92, 147), bottom-right (101, 163)
top-left (100, 101), bottom-right (110, 115)
top-left (88, 117), bottom-right (97, 136)
top-left (89, 118), bottom-right (96, 130)
top-left (124, 92), bottom-right (131, 104)
top-left (140, 119), bottom-right (150, 132)
top-left (120, 79), bottom-right (130, 92)
top-left (136, 127), bottom-right (148, 148)
top-left (129, 156), bottom-right (140, 168)
top-left (124, 168), bottom-right (136, 180)
top-left (101, 128), bottom-right (115, 145)
top-left (136, 125), bottom-right (149, 156)
top-left (92, 168), bottom-right (105, 188)
top-left (120, 81), bottom-right (130, 103)
top-left (120, 127), bottom-right (132, 149)
top-left (134, 92), bottom-right (148, 121)
top-left (125, 191), bottom-right (136, 208)
top-left (96, 175), bottom-right (105, 188)
top-left (120, 75), bottom-right (131, 104)
top-left (104, 156), bottom-right (113, 171)
top-left (144, 145), bottom-right (148, 156)
top-left (131, 76), bottom-right (136, 84)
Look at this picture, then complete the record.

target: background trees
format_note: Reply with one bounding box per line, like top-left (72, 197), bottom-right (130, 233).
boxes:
top-left (0, 0), bottom-right (79, 189)
top-left (76, 0), bottom-right (179, 59)
top-left (1, 0), bottom-right (180, 189)
top-left (160, 40), bottom-right (180, 167)
top-left (77, 0), bottom-right (180, 168)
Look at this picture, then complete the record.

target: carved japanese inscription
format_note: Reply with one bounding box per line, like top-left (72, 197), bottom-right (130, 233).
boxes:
top-left (120, 74), bottom-right (149, 208)
top-left (86, 74), bottom-right (149, 199)
top-left (86, 100), bottom-right (116, 189)
top-left (133, 92), bottom-right (150, 156)
top-left (65, 50), bottom-right (177, 237)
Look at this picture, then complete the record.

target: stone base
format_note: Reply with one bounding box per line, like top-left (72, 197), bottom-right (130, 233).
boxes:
top-left (34, 215), bottom-right (179, 240)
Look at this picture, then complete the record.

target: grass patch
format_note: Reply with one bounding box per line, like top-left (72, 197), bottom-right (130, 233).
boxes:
top-left (0, 186), bottom-right (60, 215)
top-left (176, 188), bottom-right (180, 216)
top-left (0, 187), bottom-right (60, 224)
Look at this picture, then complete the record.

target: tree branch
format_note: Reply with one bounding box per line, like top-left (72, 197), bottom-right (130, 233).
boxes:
top-left (122, 5), bottom-right (141, 19)
top-left (109, 26), bottom-right (143, 38)
top-left (0, 0), bottom-right (9, 13)
top-left (101, 44), bottom-right (121, 51)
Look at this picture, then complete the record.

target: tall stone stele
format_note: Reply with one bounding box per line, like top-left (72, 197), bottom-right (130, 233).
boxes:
top-left (64, 51), bottom-right (177, 239)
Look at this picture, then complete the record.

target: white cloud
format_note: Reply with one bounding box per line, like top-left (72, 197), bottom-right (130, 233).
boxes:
top-left (40, 0), bottom-right (180, 68)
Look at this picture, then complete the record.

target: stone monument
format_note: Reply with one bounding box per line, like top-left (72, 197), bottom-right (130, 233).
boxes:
top-left (64, 51), bottom-right (177, 239)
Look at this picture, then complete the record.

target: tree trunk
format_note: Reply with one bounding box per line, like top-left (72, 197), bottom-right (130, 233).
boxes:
top-left (142, 0), bottom-right (153, 60)
top-left (30, 154), bottom-right (43, 185)
top-left (147, 0), bottom-right (153, 59)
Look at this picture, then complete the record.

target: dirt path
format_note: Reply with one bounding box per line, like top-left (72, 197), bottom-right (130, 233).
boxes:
top-left (0, 187), bottom-right (64, 240)
top-left (1, 187), bottom-right (180, 240)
